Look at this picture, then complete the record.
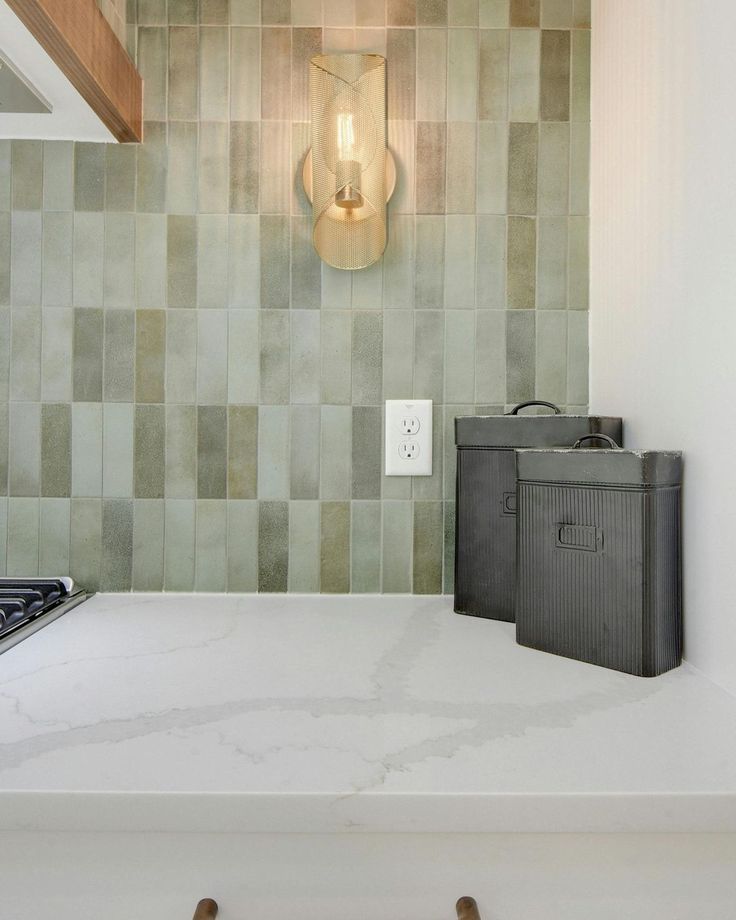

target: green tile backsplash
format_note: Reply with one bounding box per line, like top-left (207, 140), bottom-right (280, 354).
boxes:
top-left (0, 0), bottom-right (589, 592)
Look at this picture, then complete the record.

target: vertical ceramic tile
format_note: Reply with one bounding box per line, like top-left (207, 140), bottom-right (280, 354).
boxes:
top-left (169, 26), bottom-right (200, 120)
top-left (42, 142), bottom-right (74, 211)
top-left (413, 501), bottom-right (443, 593)
top-left (7, 498), bottom-right (39, 576)
top-left (541, 0), bottom-right (572, 27)
top-left (568, 215), bottom-right (589, 309)
top-left (259, 121), bottom-right (291, 215)
top-left (351, 312), bottom-right (383, 406)
top-left (415, 123), bottom-right (446, 215)
top-left (506, 215), bottom-right (536, 308)
top-left (258, 500), bottom-right (288, 591)
top-left (447, 29), bottom-right (478, 121)
top-left (479, 28), bottom-right (509, 121)
top-left (200, 26), bottom-right (230, 121)
top-left (70, 498), bottom-right (102, 590)
top-left (535, 308), bottom-right (568, 404)
top-left (418, 0), bottom-right (447, 24)
top-left (198, 122), bottom-right (231, 213)
top-left (42, 309), bottom-right (73, 402)
top-left (291, 27), bottom-right (322, 121)
top-left (136, 121), bottom-right (167, 212)
top-left (0, 141), bottom-right (9, 211)
top-left (72, 213), bottom-right (104, 307)
top-left (416, 30), bottom-right (447, 123)
top-left (166, 311), bottom-right (198, 403)
top-left (506, 309), bottom-right (536, 402)
top-left (320, 311), bottom-right (352, 404)
top-left (257, 405), bottom-right (290, 499)
top-left (291, 216), bottom-right (321, 309)
top-left (0, 404), bottom-right (6, 498)
top-left (571, 29), bottom-right (590, 121)
top-left (320, 406), bottom-right (352, 500)
top-left (138, 27), bottom-right (168, 120)
top-left (71, 403), bottom-right (102, 497)
top-left (480, 0), bottom-right (509, 25)
top-left (320, 501), bottom-right (350, 592)
top-left (103, 213), bottom-right (135, 307)
top-left (352, 406), bottom-right (382, 499)
top-left (74, 144), bottom-right (105, 211)
top-left (135, 309), bottom-right (166, 403)
top-left (228, 311), bottom-right (260, 403)
top-left (449, 0), bottom-right (479, 25)
top-left (476, 215), bottom-right (507, 307)
top-left (508, 29), bottom-right (540, 121)
top-left (41, 403), bottom-right (71, 498)
top-left (414, 216), bottom-right (445, 308)
top-left (321, 262), bottom-right (352, 309)
top-left (135, 213), bottom-right (167, 306)
top-left (164, 499), bottom-right (196, 590)
top-left (42, 212), bottom-right (73, 306)
top-left (537, 215), bottom-right (568, 308)
top-left (231, 28), bottom-right (261, 120)
top-left (0, 213), bottom-right (9, 306)
top-left (198, 215), bottom-right (230, 308)
top-left (383, 310), bottom-right (414, 400)
top-left (134, 404), bottom-right (165, 498)
top-left (475, 310), bottom-right (506, 403)
top-left (167, 121), bottom-right (199, 213)
top-left (260, 309), bottom-right (290, 403)
top-left (11, 211), bottom-right (42, 306)
top-left (165, 404), bottom-right (197, 497)
top-left (572, 0), bottom-right (590, 28)
top-left (510, 0), bottom-right (539, 26)
top-left (287, 500), bottom-right (319, 591)
top-left (260, 215), bottom-right (290, 308)
top-left (103, 403), bottom-right (135, 498)
top-left (382, 500), bottom-right (412, 592)
top-left (197, 405), bottom-right (228, 499)
top-left (567, 310), bottom-right (588, 406)
top-left (39, 498), bottom-right (71, 575)
top-left (227, 500), bottom-right (259, 591)
top-left (387, 29), bottom-right (416, 120)
top-left (383, 215), bottom-right (415, 308)
top-left (540, 29), bottom-right (571, 121)
top-left (167, 215), bottom-right (198, 307)
top-left (350, 501), bottom-right (381, 592)
top-left (389, 120), bottom-right (417, 216)
top-left (538, 122), bottom-right (570, 214)
top-left (132, 499), bottom-right (165, 589)
top-left (507, 122), bottom-right (538, 215)
top-left (101, 499), bottom-right (134, 590)
top-left (200, 0), bottom-right (229, 23)
top-left (569, 121), bottom-right (590, 215)
top-left (444, 215), bottom-right (476, 308)
top-left (10, 308), bottom-right (41, 402)
top-left (228, 214), bottom-right (260, 307)
top-left (290, 405), bottom-right (320, 499)
top-left (73, 308), bottom-right (104, 402)
top-left (138, 0), bottom-right (167, 24)
top-left (230, 0), bottom-right (261, 22)
top-left (414, 310), bottom-right (444, 402)
top-left (446, 123), bottom-right (477, 214)
top-left (229, 122), bottom-right (260, 213)
top-left (228, 405), bottom-right (258, 499)
top-left (195, 499), bottom-right (228, 590)
top-left (445, 310), bottom-right (476, 402)
top-left (261, 28), bottom-right (292, 120)
top-left (290, 310), bottom-right (320, 404)
top-left (356, 0), bottom-right (385, 25)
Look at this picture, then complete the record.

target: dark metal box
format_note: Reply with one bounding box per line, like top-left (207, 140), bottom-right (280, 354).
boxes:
top-left (515, 436), bottom-right (682, 676)
top-left (454, 403), bottom-right (623, 622)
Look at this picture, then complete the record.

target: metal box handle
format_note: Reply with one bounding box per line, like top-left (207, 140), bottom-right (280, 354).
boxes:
top-left (572, 434), bottom-right (620, 450)
top-left (506, 401), bottom-right (561, 416)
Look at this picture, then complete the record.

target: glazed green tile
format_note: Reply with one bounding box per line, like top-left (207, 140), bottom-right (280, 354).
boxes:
top-left (138, 0), bottom-right (167, 23)
top-left (414, 310), bottom-right (444, 403)
top-left (166, 311), bottom-right (197, 403)
top-left (417, 0), bottom-right (447, 24)
top-left (201, 0), bottom-right (230, 22)
top-left (383, 310), bottom-right (414, 400)
top-left (72, 212), bottom-right (104, 307)
top-left (571, 29), bottom-right (590, 121)
top-left (415, 216), bottom-right (445, 308)
top-left (415, 123), bottom-right (446, 216)
top-left (262, 0), bottom-right (290, 24)
top-left (508, 122), bottom-right (538, 215)
top-left (572, 0), bottom-right (590, 28)
top-left (383, 215), bottom-right (415, 309)
top-left (290, 406), bottom-right (320, 500)
top-left (506, 216), bottom-right (536, 308)
top-left (291, 121), bottom-right (311, 214)
top-left (135, 309), bottom-right (166, 403)
top-left (352, 406), bottom-right (381, 500)
top-left (229, 122), bottom-right (259, 213)
top-left (320, 406), bottom-right (351, 500)
top-left (102, 311), bottom-right (134, 402)
top-left (261, 28), bottom-right (291, 120)
top-left (164, 405), bottom-right (196, 498)
top-left (258, 500), bottom-right (288, 591)
top-left (167, 121), bottom-right (198, 213)
top-left (6, 498), bottom-right (39, 576)
top-left (321, 261), bottom-right (351, 309)
top-left (570, 122), bottom-right (590, 215)
top-left (11, 211), bottom-right (42, 306)
top-left (103, 403), bottom-right (135, 498)
top-left (39, 498), bottom-right (71, 575)
top-left (167, 215), bottom-right (197, 307)
top-left (476, 215), bottom-right (506, 307)
top-left (198, 121), bottom-right (230, 213)
top-left (292, 0), bottom-right (322, 25)
top-left (476, 123), bottom-right (507, 216)
top-left (509, 29), bottom-right (540, 121)
top-left (10, 308), bottom-right (41, 401)
top-left (292, 28), bottom-right (322, 121)
top-left (195, 499), bottom-right (228, 590)
top-left (537, 216), bottom-right (568, 308)
top-left (227, 405), bottom-right (258, 499)
top-left (40, 404), bottom-right (71, 498)
top-left (197, 310), bottom-right (227, 405)
top-left (479, 29), bottom-right (508, 122)
top-left (350, 501), bottom-right (381, 593)
top-left (287, 500), bottom-right (319, 591)
top-left (413, 403), bottom-right (443, 499)
top-left (388, 0), bottom-right (417, 24)
top-left (73, 144), bottom-right (105, 211)
top-left (567, 310), bottom-right (589, 405)
top-left (449, 0), bottom-right (478, 25)
top-left (260, 309), bottom-right (290, 403)
top-left (506, 309), bottom-right (536, 402)
top-left (447, 29), bottom-right (478, 121)
top-left (227, 500), bottom-right (259, 591)
top-left (291, 216), bottom-right (321, 309)
top-left (388, 119), bottom-right (417, 217)
top-left (387, 29), bottom-right (416, 121)
top-left (12, 140), bottom-right (43, 210)
top-left (568, 215), bottom-right (589, 309)
top-left (290, 310), bottom-right (320, 404)
top-left (475, 310), bottom-right (506, 402)
top-left (259, 121), bottom-right (291, 215)
top-left (168, 27), bottom-right (200, 120)
top-left (444, 215), bottom-right (476, 308)
top-left (260, 215), bottom-right (290, 309)
top-left (134, 404), bottom-right (165, 498)
top-left (103, 213), bottom-right (135, 307)
top-left (413, 501), bottom-right (443, 594)
top-left (136, 121), bottom-right (167, 212)
top-left (42, 142), bottom-right (74, 211)
top-left (0, 141), bottom-right (10, 211)
top-left (164, 499), bottom-right (196, 590)
top-left (536, 309), bottom-right (568, 405)
top-left (131, 500), bottom-right (165, 589)
top-left (228, 214), bottom-right (260, 307)
top-left (510, 0), bottom-right (539, 25)
top-left (381, 500), bottom-right (412, 592)
top-left (70, 498), bottom-right (101, 590)
top-left (538, 122), bottom-right (570, 214)
top-left (73, 308), bottom-right (103, 401)
top-left (200, 26), bottom-right (230, 121)
top-left (446, 123), bottom-right (477, 215)
top-left (228, 311), bottom-right (259, 403)
top-left (71, 403), bottom-right (102, 496)
top-left (541, 0), bottom-right (572, 27)
top-left (445, 310), bottom-right (476, 402)
top-left (8, 402), bottom-right (39, 496)
top-left (442, 500), bottom-right (455, 592)
top-left (0, 212), bottom-right (9, 306)
top-left (540, 29), bottom-right (571, 121)
top-left (138, 27), bottom-right (168, 120)
top-left (480, 0), bottom-right (509, 25)
top-left (351, 313), bottom-right (383, 406)
top-left (0, 308), bottom-right (8, 403)
top-left (101, 499), bottom-right (133, 590)
top-left (135, 214), bottom-right (166, 307)
top-left (41, 211), bottom-right (73, 306)
top-left (323, 0), bottom-right (354, 25)
top-left (257, 405), bottom-right (289, 499)
top-left (231, 28), bottom-right (261, 120)
top-left (0, 404), bottom-right (6, 497)
top-left (197, 405), bottom-right (228, 499)
top-left (197, 215), bottom-right (229, 308)
top-left (320, 501), bottom-right (350, 593)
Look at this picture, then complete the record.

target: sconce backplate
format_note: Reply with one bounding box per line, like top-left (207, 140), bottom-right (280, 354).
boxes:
top-left (302, 148), bottom-right (397, 205)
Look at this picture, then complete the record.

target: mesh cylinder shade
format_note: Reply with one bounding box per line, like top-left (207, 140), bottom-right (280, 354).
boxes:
top-left (309, 53), bottom-right (387, 270)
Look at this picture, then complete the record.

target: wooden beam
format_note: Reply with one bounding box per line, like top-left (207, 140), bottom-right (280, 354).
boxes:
top-left (4, 0), bottom-right (142, 142)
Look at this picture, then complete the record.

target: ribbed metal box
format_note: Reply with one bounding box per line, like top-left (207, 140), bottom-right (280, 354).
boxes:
top-left (515, 438), bottom-right (683, 676)
top-left (454, 404), bottom-right (623, 622)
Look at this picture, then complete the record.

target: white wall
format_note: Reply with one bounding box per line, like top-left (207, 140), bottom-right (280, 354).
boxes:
top-left (590, 0), bottom-right (736, 696)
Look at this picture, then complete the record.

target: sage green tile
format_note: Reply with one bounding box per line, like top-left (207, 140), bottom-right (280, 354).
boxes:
top-left (292, 0), bottom-right (322, 23)
top-left (103, 403), bottom-right (134, 498)
top-left (7, 498), bottom-right (39, 576)
top-left (320, 406), bottom-right (351, 500)
top-left (506, 309), bottom-right (536, 402)
top-left (0, 212), bottom-right (9, 306)
top-left (135, 309), bottom-right (166, 402)
top-left (0, 307), bottom-right (8, 403)
top-left (257, 405), bottom-right (289, 499)
top-left (72, 212), bottom-right (103, 307)
top-left (12, 140), bottom-right (43, 210)
top-left (42, 142), bottom-right (74, 211)
top-left (571, 29), bottom-right (590, 121)
top-left (258, 500), bottom-right (288, 592)
top-left (0, 141), bottom-right (8, 211)
top-left (134, 404), bottom-right (165, 498)
top-left (443, 404), bottom-right (472, 498)
top-left (320, 501), bottom-right (350, 592)
top-left (350, 501), bottom-right (381, 592)
top-left (444, 215), bottom-right (476, 308)
top-left (510, 0), bottom-right (539, 25)
top-left (536, 309), bottom-right (568, 405)
top-left (101, 499), bottom-right (133, 590)
top-left (132, 499), bottom-right (165, 589)
top-left (198, 121), bottom-right (230, 213)
top-left (291, 120), bottom-right (311, 215)
top-left (413, 501), bottom-right (443, 594)
top-left (201, 0), bottom-right (229, 22)
top-left (74, 144), bottom-right (105, 211)
top-left (508, 122), bottom-right (538, 215)
top-left (286, 500), bottom-right (319, 591)
top-left (542, 0), bottom-right (571, 27)
top-left (507, 216), bottom-right (536, 308)
top-left (414, 310), bottom-right (444, 403)
top-left (415, 123), bottom-right (446, 215)
top-left (540, 29), bottom-right (571, 121)
top-left (572, 0), bottom-right (590, 28)
top-left (138, 0), bottom-right (167, 23)
top-left (449, 0), bottom-right (478, 24)
top-left (475, 309), bottom-right (506, 403)
top-left (479, 29), bottom-right (508, 121)
top-left (383, 310), bottom-right (414, 400)
top-left (509, 29), bottom-right (540, 121)
top-left (231, 28), bottom-right (261, 120)
top-left (11, 211), bottom-right (42, 306)
top-left (388, 0), bottom-right (416, 24)
top-left (167, 121), bottom-right (198, 213)
top-left (537, 216), bottom-right (568, 308)
top-left (260, 215), bottom-right (290, 308)
top-left (290, 406), bottom-right (320, 500)
top-left (383, 215), bottom-right (415, 309)
top-left (136, 121), bottom-right (167, 212)
top-left (41, 404), bottom-right (71, 497)
top-left (291, 217), bottom-right (321, 312)
top-left (197, 215), bottom-right (229, 308)
top-left (382, 500), bottom-right (412, 592)
top-left (10, 308), bottom-right (41, 401)
top-left (259, 121), bottom-right (290, 215)
top-left (70, 498), bottom-right (101, 590)
top-left (476, 215), bottom-right (507, 307)
top-left (164, 499), bottom-right (196, 590)
top-left (229, 122), bottom-right (259, 213)
top-left (73, 308), bottom-right (103, 401)
top-left (9, 402), bottom-right (39, 495)
top-left (0, 404), bottom-right (6, 497)
top-left (292, 27), bottom-right (321, 120)
top-left (261, 27), bottom-right (291, 120)
top-left (104, 213), bottom-right (135, 307)
top-left (103, 310), bottom-right (134, 401)
top-left (446, 123), bottom-right (477, 214)
top-left (42, 309), bottom-right (73, 402)
top-left (71, 403), bottom-right (102, 496)
top-left (290, 310), bottom-right (320, 404)
top-left (231, 0), bottom-right (261, 21)
top-left (538, 122), bottom-right (570, 214)
top-left (164, 405), bottom-right (196, 498)
top-left (166, 311), bottom-right (197, 402)
top-left (445, 310), bottom-right (475, 402)
top-left (167, 215), bottom-right (197, 307)
top-left (138, 27), bottom-right (168, 120)
top-left (260, 309), bottom-right (290, 403)
top-left (169, 26), bottom-right (199, 120)
top-left (228, 405), bottom-right (258, 498)
top-left (447, 29), bottom-right (478, 121)
top-left (321, 262), bottom-right (351, 309)
top-left (195, 499), bottom-right (228, 590)
top-left (197, 405), bottom-right (227, 499)
top-left (567, 310), bottom-right (588, 406)
top-left (415, 216), bottom-right (445, 308)
top-left (416, 30), bottom-right (447, 123)
top-left (443, 500), bottom-right (455, 592)
top-left (352, 312), bottom-right (383, 406)
top-left (228, 214), bottom-right (260, 307)
top-left (387, 29), bottom-right (416, 120)
top-left (200, 26), bottom-right (230, 121)
top-left (480, 0), bottom-right (509, 25)
top-left (39, 498), bottom-right (70, 575)
top-left (41, 212), bottom-right (72, 306)
top-left (570, 122), bottom-right (590, 214)
top-left (352, 406), bottom-right (381, 499)
top-left (412, 403), bottom-right (443, 499)
top-left (568, 215), bottom-right (589, 309)
top-left (417, 0), bottom-right (447, 23)
top-left (228, 311), bottom-right (259, 403)
top-left (389, 124), bottom-right (416, 210)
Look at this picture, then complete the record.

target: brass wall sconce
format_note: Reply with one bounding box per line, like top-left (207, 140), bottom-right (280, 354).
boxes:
top-left (303, 53), bottom-right (396, 271)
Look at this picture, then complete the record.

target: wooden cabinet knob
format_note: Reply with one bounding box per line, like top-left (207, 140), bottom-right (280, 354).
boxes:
top-left (193, 898), bottom-right (218, 919)
top-left (456, 896), bottom-right (480, 920)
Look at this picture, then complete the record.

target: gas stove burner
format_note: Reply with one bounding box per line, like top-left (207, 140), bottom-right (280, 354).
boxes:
top-left (0, 578), bottom-right (89, 654)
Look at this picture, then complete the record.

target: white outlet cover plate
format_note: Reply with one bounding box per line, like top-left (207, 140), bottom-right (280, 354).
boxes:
top-left (385, 399), bottom-right (433, 476)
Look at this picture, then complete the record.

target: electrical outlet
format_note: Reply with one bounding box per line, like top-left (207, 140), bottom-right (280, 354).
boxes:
top-left (385, 399), bottom-right (432, 476)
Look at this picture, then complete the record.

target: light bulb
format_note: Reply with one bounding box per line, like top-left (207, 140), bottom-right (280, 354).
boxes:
top-left (336, 112), bottom-right (355, 162)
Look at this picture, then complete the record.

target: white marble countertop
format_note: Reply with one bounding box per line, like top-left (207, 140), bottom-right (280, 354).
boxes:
top-left (1, 593), bottom-right (735, 834)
